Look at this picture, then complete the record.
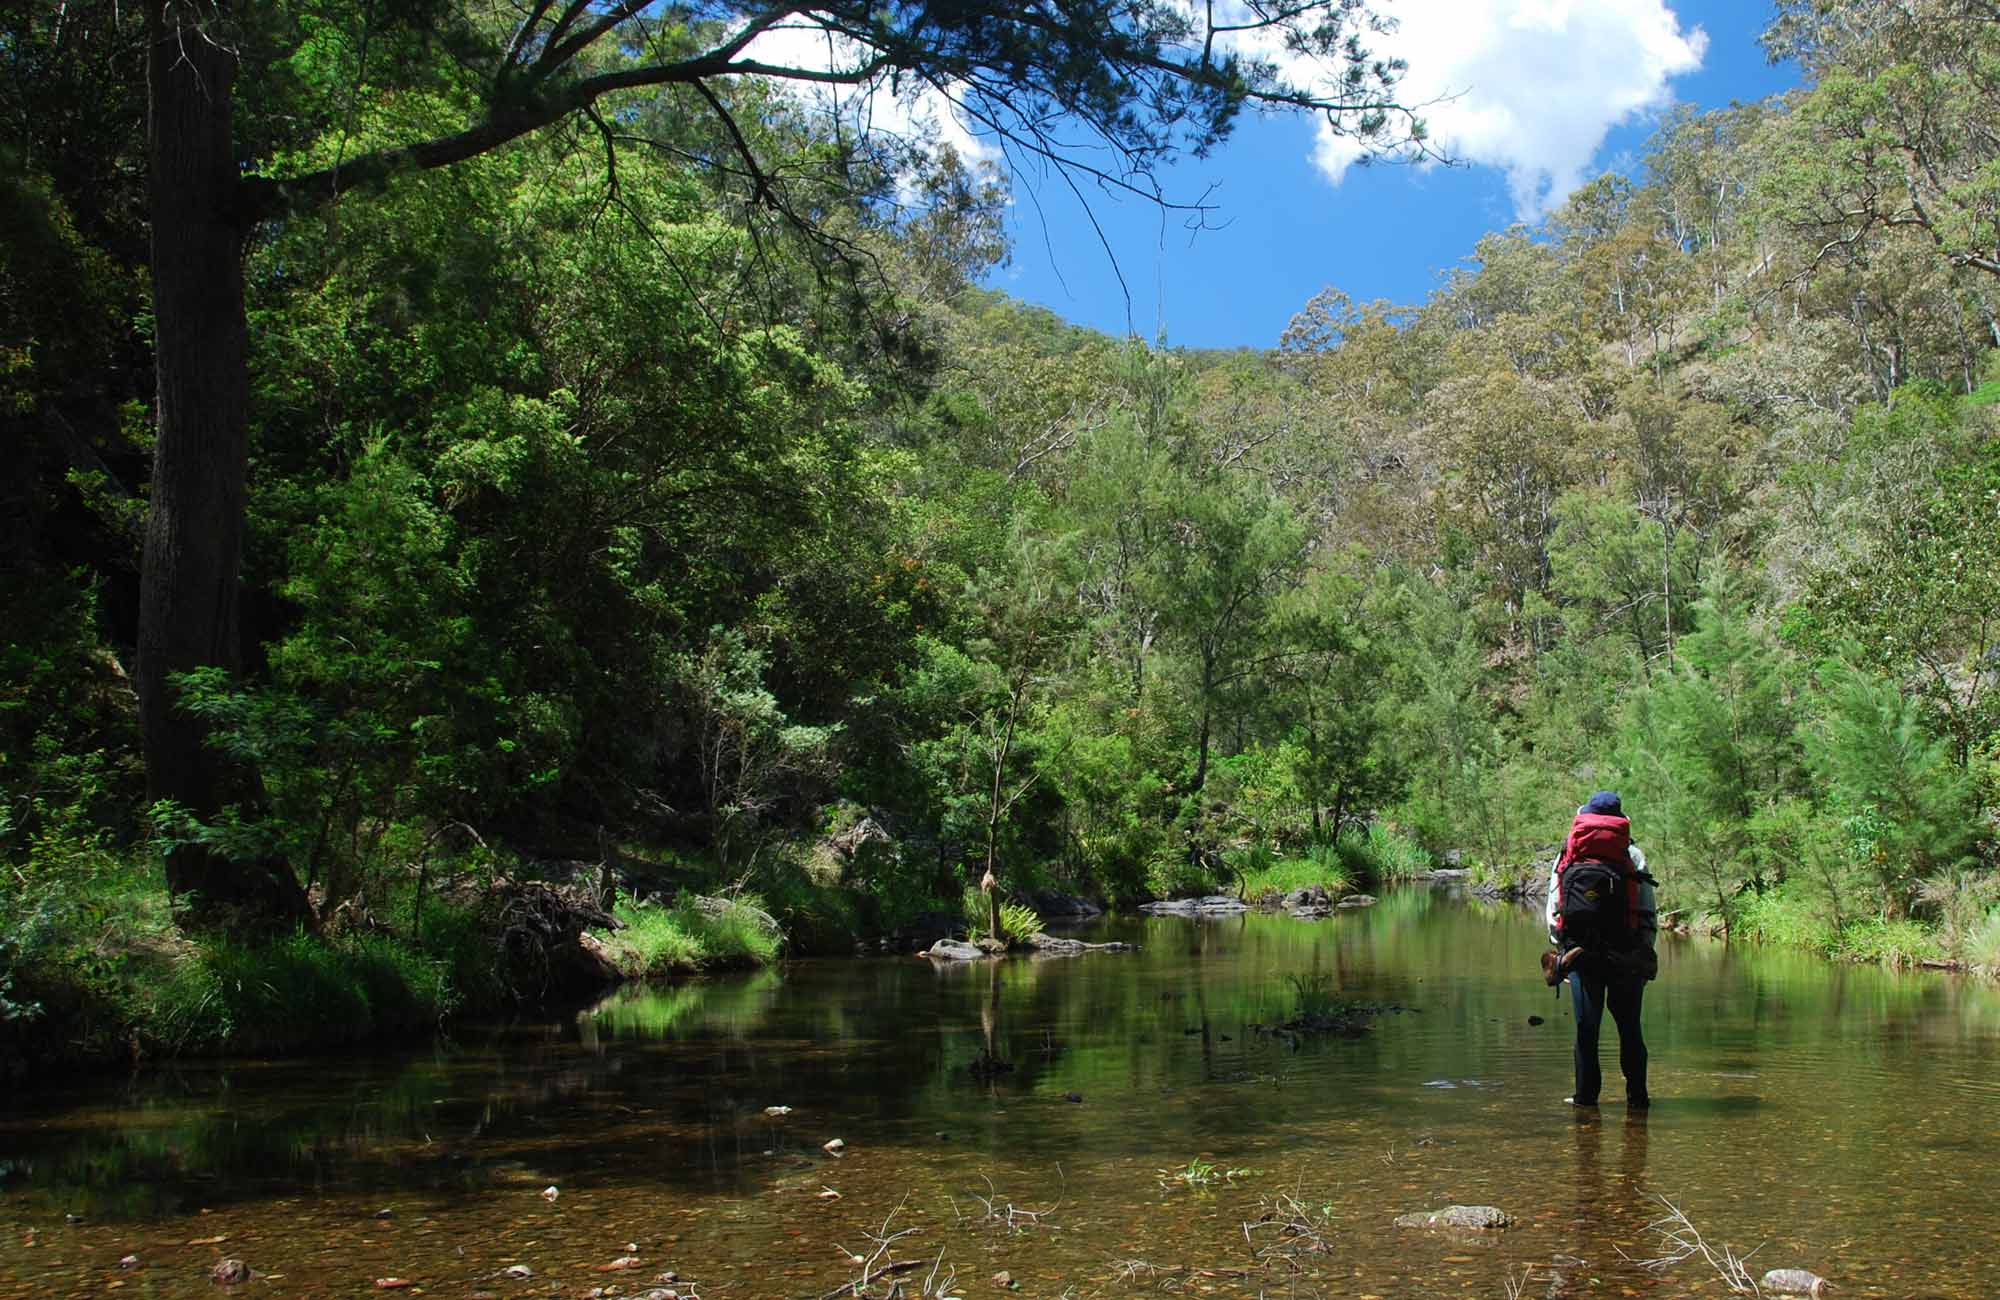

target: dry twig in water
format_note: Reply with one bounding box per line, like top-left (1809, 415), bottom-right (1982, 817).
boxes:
top-left (1241, 1191), bottom-right (1338, 1272)
top-left (1624, 1194), bottom-right (1763, 1294)
top-left (954, 1174), bottom-right (1060, 1233)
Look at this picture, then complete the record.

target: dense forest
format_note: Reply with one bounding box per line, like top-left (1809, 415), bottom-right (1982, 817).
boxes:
top-left (4, 0), bottom-right (1998, 1061)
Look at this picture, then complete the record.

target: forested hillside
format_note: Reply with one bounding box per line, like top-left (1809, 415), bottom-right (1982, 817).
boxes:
top-left (4, 0), bottom-right (1998, 1059)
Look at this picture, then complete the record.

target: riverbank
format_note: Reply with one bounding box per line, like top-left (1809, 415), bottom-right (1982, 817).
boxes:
top-left (0, 823), bottom-right (1436, 1080)
top-left (10, 822), bottom-right (1994, 1082)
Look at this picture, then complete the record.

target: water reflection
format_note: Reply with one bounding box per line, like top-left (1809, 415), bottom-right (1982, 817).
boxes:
top-left (6, 895), bottom-right (2000, 1298)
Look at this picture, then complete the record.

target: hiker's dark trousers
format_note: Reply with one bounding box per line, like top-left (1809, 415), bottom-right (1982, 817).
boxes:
top-left (1568, 966), bottom-right (1647, 1105)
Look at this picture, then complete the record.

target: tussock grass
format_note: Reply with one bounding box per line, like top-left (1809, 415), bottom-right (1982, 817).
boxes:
top-left (605, 895), bottom-right (781, 979)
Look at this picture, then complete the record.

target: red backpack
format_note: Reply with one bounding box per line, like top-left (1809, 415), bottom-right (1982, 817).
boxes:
top-left (1553, 813), bottom-right (1639, 950)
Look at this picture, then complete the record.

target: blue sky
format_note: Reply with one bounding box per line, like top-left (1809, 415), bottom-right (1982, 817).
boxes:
top-left (984, 1), bottom-right (1801, 349)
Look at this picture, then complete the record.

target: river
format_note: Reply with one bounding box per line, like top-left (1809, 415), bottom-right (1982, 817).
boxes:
top-left (5, 888), bottom-right (2000, 1298)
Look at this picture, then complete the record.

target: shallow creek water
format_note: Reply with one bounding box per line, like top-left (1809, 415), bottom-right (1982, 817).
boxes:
top-left (7, 889), bottom-right (2000, 1299)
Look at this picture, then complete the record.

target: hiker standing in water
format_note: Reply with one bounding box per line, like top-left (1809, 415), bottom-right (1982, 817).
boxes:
top-left (1544, 791), bottom-right (1658, 1109)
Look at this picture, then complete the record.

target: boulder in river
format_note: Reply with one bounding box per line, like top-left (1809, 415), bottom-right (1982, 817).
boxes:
top-left (1392, 1206), bottom-right (1511, 1230)
top-left (926, 938), bottom-right (988, 961)
top-left (1336, 894), bottom-right (1378, 909)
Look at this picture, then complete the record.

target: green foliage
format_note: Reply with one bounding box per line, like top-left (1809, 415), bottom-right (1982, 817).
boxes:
top-left (957, 888), bottom-right (1043, 942)
top-left (1805, 659), bottom-right (1979, 914)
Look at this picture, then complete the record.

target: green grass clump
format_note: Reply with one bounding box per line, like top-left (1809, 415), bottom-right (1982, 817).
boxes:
top-left (1734, 886), bottom-right (1946, 968)
top-left (150, 932), bottom-right (455, 1055)
top-left (1965, 909), bottom-right (2000, 974)
top-left (1284, 968), bottom-right (1344, 1021)
top-left (605, 895), bottom-right (781, 978)
top-left (1236, 845), bottom-right (1355, 900)
top-left (1346, 824), bottom-right (1434, 881)
top-left (1732, 887), bottom-right (1839, 955)
top-left (693, 894), bottom-right (783, 966)
top-left (1833, 917), bottom-right (1945, 968)
top-left (606, 901), bottom-right (705, 977)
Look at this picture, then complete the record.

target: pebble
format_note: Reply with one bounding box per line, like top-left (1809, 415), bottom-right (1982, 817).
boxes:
top-left (823, 1138), bottom-right (846, 1154)
top-left (502, 1265), bottom-right (534, 1280)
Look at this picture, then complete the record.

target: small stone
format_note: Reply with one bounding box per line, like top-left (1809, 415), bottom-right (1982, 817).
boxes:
top-left (991, 1271), bottom-right (1013, 1288)
top-left (653, 1273), bottom-right (679, 1284)
top-left (373, 1279), bottom-right (415, 1290)
top-left (763, 1105), bottom-right (792, 1117)
top-left (374, 1208), bottom-right (395, 1220)
top-left (63, 1213), bottom-right (84, 1225)
top-left (210, 1259), bottom-right (252, 1285)
top-left (502, 1265), bottom-right (534, 1280)
top-left (1527, 1015), bottom-right (1545, 1026)
top-left (822, 1138), bottom-right (845, 1154)
top-left (1064, 1092), bottom-right (1083, 1103)
top-left (816, 1187), bottom-right (842, 1201)
top-left (119, 1255), bottom-right (141, 1270)
top-left (540, 1186), bottom-right (560, 1202)
top-left (595, 1256), bottom-right (642, 1272)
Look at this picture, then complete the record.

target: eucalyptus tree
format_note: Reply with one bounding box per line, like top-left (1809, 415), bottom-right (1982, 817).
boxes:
top-left (120, 0), bottom-right (1426, 925)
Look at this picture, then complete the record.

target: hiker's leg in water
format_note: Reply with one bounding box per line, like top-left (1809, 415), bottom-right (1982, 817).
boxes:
top-left (1607, 976), bottom-right (1648, 1106)
top-left (1568, 969), bottom-right (1605, 1104)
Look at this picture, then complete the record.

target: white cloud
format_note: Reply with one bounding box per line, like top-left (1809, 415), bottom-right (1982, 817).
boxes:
top-left (733, 17), bottom-right (1002, 172)
top-left (1305, 0), bottom-right (1707, 218)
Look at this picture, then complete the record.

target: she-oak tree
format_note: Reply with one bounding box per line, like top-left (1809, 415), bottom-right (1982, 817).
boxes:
top-left (139, 0), bottom-right (1423, 926)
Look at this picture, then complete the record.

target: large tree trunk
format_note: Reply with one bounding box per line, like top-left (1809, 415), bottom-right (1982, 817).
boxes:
top-left (140, 3), bottom-right (307, 928)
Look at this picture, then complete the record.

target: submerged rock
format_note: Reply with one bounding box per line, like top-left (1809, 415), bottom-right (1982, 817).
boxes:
top-left (1761, 1268), bottom-right (1831, 1296)
top-left (926, 938), bottom-right (988, 961)
top-left (1022, 934), bottom-right (1136, 956)
top-left (1393, 1205), bottom-right (1512, 1230)
top-left (1141, 895), bottom-right (1249, 916)
top-left (1337, 894), bottom-right (1378, 909)
top-left (211, 1259), bottom-right (252, 1285)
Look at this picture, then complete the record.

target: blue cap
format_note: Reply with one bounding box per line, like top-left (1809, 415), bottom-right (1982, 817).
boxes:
top-left (1583, 791), bottom-right (1623, 815)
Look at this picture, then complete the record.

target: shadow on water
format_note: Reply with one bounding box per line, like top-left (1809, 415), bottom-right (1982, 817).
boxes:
top-left (6, 893), bottom-right (2000, 1297)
